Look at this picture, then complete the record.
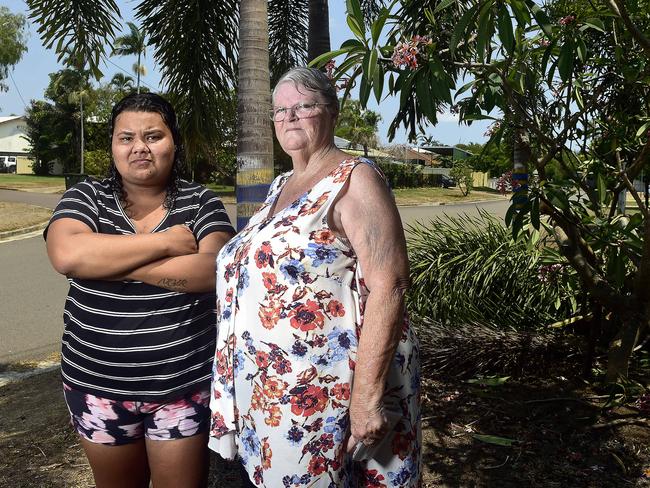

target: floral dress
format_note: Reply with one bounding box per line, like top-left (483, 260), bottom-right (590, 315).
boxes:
top-left (209, 158), bottom-right (421, 487)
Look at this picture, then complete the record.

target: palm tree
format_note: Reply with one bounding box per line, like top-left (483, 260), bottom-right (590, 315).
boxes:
top-left (308, 0), bottom-right (330, 62)
top-left (112, 22), bottom-right (147, 94)
top-left (236, 0), bottom-right (274, 229)
top-left (109, 72), bottom-right (135, 95)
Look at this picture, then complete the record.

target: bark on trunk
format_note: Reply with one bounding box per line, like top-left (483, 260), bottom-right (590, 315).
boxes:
top-left (236, 0), bottom-right (274, 230)
top-left (307, 0), bottom-right (331, 62)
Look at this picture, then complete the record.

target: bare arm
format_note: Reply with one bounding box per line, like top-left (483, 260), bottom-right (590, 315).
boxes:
top-left (123, 231), bottom-right (233, 293)
top-left (331, 163), bottom-right (410, 451)
top-left (45, 218), bottom-right (198, 279)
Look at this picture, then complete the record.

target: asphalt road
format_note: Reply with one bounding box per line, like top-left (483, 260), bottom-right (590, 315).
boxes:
top-left (0, 189), bottom-right (509, 363)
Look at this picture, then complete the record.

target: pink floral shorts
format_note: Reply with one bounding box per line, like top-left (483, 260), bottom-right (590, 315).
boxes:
top-left (63, 384), bottom-right (210, 445)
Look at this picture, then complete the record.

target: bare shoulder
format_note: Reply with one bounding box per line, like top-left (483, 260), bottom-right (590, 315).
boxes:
top-left (339, 161), bottom-right (392, 208)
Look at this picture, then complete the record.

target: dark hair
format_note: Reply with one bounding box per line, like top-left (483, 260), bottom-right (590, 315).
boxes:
top-left (108, 93), bottom-right (184, 211)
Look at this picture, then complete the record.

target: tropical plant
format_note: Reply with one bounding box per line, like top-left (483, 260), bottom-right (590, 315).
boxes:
top-left (84, 149), bottom-right (112, 177)
top-left (109, 72), bottom-right (135, 95)
top-left (0, 6), bottom-right (28, 96)
top-left (335, 99), bottom-right (381, 156)
top-left (319, 0), bottom-right (650, 382)
top-left (407, 211), bottom-right (582, 331)
top-left (111, 22), bottom-right (147, 93)
top-left (26, 0), bottom-right (121, 79)
top-left (449, 160), bottom-right (473, 196)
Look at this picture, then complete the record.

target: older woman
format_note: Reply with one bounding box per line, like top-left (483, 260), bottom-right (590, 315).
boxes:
top-left (209, 67), bottom-right (421, 486)
top-left (45, 93), bottom-right (234, 487)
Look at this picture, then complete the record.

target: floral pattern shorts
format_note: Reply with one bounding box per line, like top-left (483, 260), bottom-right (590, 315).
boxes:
top-left (63, 384), bottom-right (210, 445)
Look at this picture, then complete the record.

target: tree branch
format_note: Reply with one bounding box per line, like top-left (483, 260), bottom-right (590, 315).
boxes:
top-left (607, 0), bottom-right (650, 58)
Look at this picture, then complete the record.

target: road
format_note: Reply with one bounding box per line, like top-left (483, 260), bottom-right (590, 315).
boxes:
top-left (0, 189), bottom-right (508, 363)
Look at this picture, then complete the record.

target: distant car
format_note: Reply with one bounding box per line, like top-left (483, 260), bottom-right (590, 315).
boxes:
top-left (440, 175), bottom-right (456, 188)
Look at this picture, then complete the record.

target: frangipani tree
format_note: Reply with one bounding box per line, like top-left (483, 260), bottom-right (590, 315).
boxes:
top-left (317, 0), bottom-right (650, 381)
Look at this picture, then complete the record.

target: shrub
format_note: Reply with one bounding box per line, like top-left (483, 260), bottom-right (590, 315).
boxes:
top-left (84, 149), bottom-right (111, 177)
top-left (449, 161), bottom-right (474, 195)
top-left (406, 210), bottom-right (582, 331)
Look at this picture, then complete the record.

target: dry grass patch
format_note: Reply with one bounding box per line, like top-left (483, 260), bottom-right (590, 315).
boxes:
top-left (0, 202), bottom-right (52, 232)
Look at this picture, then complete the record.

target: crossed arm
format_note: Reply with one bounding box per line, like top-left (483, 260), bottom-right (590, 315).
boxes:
top-left (46, 218), bottom-right (232, 293)
top-left (331, 163), bottom-right (410, 451)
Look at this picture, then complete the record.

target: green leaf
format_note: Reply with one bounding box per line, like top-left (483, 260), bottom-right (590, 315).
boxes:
top-left (367, 47), bottom-right (378, 81)
top-left (434, 0), bottom-right (455, 14)
top-left (635, 121), bottom-right (650, 138)
top-left (373, 62), bottom-right (384, 103)
top-left (509, 0), bottom-right (531, 26)
top-left (309, 48), bottom-right (352, 68)
top-left (527, 0), bottom-right (552, 36)
top-left (416, 74), bottom-right (436, 121)
top-left (583, 17), bottom-right (605, 32)
top-left (576, 36), bottom-right (587, 63)
top-left (371, 9), bottom-right (389, 46)
top-left (359, 69), bottom-right (371, 107)
top-left (346, 0), bottom-right (364, 29)
top-left (472, 434), bottom-right (517, 447)
top-left (347, 15), bottom-right (366, 42)
top-left (450, 7), bottom-right (477, 57)
top-left (467, 376), bottom-right (510, 386)
top-left (340, 38), bottom-right (365, 49)
top-left (531, 196), bottom-right (540, 230)
top-left (497, 5), bottom-right (515, 54)
top-left (558, 39), bottom-right (575, 82)
top-left (596, 173), bottom-right (607, 204)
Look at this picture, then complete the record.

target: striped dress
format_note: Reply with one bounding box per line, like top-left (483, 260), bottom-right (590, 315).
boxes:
top-left (45, 178), bottom-right (234, 401)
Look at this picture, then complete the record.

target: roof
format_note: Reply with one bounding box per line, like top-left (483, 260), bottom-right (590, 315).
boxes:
top-left (424, 145), bottom-right (474, 157)
top-left (0, 116), bottom-right (25, 124)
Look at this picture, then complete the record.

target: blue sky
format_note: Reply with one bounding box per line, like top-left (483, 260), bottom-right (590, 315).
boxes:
top-left (0, 0), bottom-right (489, 146)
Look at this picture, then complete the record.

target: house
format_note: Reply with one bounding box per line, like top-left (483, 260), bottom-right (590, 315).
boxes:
top-left (423, 145), bottom-right (474, 161)
top-left (333, 136), bottom-right (394, 159)
top-left (0, 116), bottom-right (33, 174)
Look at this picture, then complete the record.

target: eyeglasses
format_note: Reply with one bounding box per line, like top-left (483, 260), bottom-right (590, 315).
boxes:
top-left (269, 102), bottom-right (330, 122)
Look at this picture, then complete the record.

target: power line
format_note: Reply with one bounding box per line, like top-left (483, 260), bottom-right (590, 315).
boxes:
top-left (8, 70), bottom-right (27, 110)
top-left (104, 58), bottom-right (159, 92)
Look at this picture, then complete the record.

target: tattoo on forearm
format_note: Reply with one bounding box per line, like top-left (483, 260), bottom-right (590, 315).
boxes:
top-left (157, 278), bottom-right (188, 291)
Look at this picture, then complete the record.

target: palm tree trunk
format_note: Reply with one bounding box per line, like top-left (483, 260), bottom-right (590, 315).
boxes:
top-left (236, 0), bottom-right (274, 230)
top-left (136, 50), bottom-right (141, 94)
top-left (307, 0), bottom-right (331, 62)
top-left (80, 95), bottom-right (85, 174)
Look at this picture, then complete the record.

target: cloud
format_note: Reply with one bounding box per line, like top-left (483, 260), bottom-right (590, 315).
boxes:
top-left (437, 111), bottom-right (460, 123)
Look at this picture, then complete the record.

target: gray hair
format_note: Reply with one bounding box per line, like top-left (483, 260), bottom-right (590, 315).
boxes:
top-left (272, 67), bottom-right (339, 116)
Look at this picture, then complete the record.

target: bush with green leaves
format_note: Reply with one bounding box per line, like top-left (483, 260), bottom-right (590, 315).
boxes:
top-left (83, 149), bottom-right (111, 177)
top-left (450, 161), bottom-right (474, 196)
top-left (407, 211), bottom-right (582, 331)
top-left (377, 161), bottom-right (441, 188)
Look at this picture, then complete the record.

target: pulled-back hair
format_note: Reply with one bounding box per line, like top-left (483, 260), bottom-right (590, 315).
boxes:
top-left (272, 67), bottom-right (339, 117)
top-left (108, 93), bottom-right (184, 211)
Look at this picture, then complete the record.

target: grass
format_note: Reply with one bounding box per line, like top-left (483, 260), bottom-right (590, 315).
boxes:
top-left (0, 175), bottom-right (503, 206)
top-left (393, 186), bottom-right (504, 205)
top-left (0, 202), bottom-right (52, 232)
top-left (0, 174), bottom-right (65, 191)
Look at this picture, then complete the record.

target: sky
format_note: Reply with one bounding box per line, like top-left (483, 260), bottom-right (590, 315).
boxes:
top-left (0, 0), bottom-right (490, 147)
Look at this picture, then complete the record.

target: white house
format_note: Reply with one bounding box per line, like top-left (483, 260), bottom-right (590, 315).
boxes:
top-left (0, 116), bottom-right (33, 174)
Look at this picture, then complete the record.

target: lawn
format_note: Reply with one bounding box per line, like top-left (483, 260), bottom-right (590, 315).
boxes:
top-left (0, 174), bottom-right (65, 191)
top-left (0, 175), bottom-right (504, 207)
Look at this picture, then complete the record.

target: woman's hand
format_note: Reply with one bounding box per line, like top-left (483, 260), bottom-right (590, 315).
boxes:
top-left (346, 398), bottom-right (390, 453)
top-left (161, 224), bottom-right (198, 256)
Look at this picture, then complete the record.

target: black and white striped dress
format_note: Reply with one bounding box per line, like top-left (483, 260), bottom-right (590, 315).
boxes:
top-left (45, 178), bottom-right (234, 401)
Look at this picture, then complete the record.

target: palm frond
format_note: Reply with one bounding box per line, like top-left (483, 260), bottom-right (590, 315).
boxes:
top-left (136, 0), bottom-right (239, 163)
top-left (26, 0), bottom-right (121, 79)
top-left (268, 0), bottom-right (308, 85)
